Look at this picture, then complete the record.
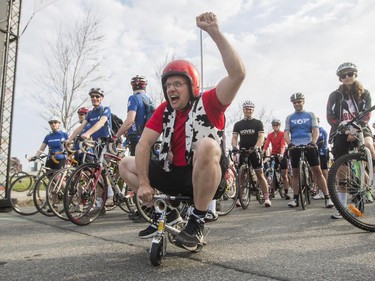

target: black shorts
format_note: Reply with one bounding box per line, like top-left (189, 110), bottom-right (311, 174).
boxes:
top-left (148, 153), bottom-right (228, 199)
top-left (46, 158), bottom-right (66, 170)
top-left (239, 150), bottom-right (263, 170)
top-left (319, 155), bottom-right (328, 170)
top-left (289, 147), bottom-right (320, 169)
top-left (274, 155), bottom-right (288, 170)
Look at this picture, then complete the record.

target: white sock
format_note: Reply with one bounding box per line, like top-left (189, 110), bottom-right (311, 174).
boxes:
top-left (107, 186), bottom-right (114, 198)
top-left (208, 200), bottom-right (216, 213)
top-left (338, 192), bottom-right (347, 208)
top-left (96, 198), bottom-right (103, 208)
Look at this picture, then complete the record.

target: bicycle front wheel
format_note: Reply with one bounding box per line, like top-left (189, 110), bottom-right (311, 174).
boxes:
top-left (217, 164), bottom-right (238, 216)
top-left (238, 166), bottom-right (250, 209)
top-left (299, 161), bottom-right (308, 210)
top-left (328, 153), bottom-right (375, 232)
top-left (8, 175), bottom-right (38, 215)
top-left (64, 163), bottom-right (107, 226)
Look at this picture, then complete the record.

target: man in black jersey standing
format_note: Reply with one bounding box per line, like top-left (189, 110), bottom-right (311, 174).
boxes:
top-left (231, 101), bottom-right (271, 207)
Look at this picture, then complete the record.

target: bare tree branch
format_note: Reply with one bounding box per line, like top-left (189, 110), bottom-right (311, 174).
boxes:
top-left (33, 12), bottom-right (105, 132)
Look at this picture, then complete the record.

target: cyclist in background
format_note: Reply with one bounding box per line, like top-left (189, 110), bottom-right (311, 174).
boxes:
top-left (114, 75), bottom-right (155, 156)
top-left (32, 116), bottom-right (68, 170)
top-left (119, 12), bottom-right (246, 250)
top-left (232, 100), bottom-right (271, 207)
top-left (284, 93), bottom-right (334, 209)
top-left (67, 88), bottom-right (113, 213)
top-left (263, 119), bottom-right (291, 200)
top-left (326, 62), bottom-right (374, 219)
top-left (73, 107), bottom-right (92, 165)
top-left (312, 117), bottom-right (329, 200)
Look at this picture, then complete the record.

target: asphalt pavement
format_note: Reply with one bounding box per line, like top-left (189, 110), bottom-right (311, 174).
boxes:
top-left (1, 195), bottom-right (375, 281)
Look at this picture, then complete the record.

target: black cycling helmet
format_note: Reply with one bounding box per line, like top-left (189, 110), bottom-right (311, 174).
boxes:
top-left (131, 75), bottom-right (147, 91)
top-left (290, 92), bottom-right (305, 102)
top-left (336, 62), bottom-right (358, 77)
top-left (89, 88), bottom-right (104, 97)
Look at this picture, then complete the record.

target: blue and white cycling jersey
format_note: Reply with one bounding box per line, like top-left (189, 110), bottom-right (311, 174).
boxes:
top-left (85, 105), bottom-right (112, 140)
top-left (284, 110), bottom-right (318, 146)
top-left (318, 126), bottom-right (328, 156)
top-left (43, 130), bottom-right (69, 160)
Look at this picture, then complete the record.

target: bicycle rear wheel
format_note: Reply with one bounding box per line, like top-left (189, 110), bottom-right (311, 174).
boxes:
top-left (238, 166), bottom-right (250, 209)
top-left (8, 175), bottom-right (38, 215)
top-left (299, 161), bottom-right (308, 210)
top-left (217, 164), bottom-right (238, 216)
top-left (47, 167), bottom-right (76, 220)
top-left (64, 163), bottom-right (107, 226)
top-left (33, 170), bottom-right (56, 216)
top-left (328, 153), bottom-right (375, 232)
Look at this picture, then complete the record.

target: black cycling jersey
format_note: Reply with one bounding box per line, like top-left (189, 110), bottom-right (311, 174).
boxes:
top-left (233, 118), bottom-right (264, 149)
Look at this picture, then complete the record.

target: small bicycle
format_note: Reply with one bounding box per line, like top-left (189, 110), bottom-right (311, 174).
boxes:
top-left (149, 194), bottom-right (208, 266)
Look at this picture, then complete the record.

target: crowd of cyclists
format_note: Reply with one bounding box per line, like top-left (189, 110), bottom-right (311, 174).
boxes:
top-left (13, 12), bottom-right (375, 254)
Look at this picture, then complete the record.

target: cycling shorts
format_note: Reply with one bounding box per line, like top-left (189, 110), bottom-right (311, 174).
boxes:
top-left (289, 147), bottom-right (320, 169)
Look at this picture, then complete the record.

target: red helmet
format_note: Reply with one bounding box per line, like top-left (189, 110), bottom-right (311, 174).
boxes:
top-left (161, 59), bottom-right (200, 101)
top-left (77, 107), bottom-right (89, 114)
top-left (131, 75), bottom-right (147, 91)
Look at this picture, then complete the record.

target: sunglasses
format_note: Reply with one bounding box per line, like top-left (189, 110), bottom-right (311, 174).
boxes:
top-left (90, 95), bottom-right (101, 99)
top-left (78, 113), bottom-right (86, 116)
top-left (272, 124), bottom-right (280, 126)
top-left (293, 100), bottom-right (303, 105)
top-left (339, 72), bottom-right (355, 80)
top-left (49, 121), bottom-right (59, 124)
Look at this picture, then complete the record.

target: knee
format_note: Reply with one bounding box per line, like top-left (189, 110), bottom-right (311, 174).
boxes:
top-left (194, 138), bottom-right (221, 161)
top-left (119, 157), bottom-right (135, 176)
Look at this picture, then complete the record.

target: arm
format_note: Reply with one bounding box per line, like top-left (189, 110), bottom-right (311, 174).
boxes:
top-left (326, 91), bottom-right (340, 127)
top-left (255, 132), bottom-right (264, 149)
top-left (196, 12), bottom-right (246, 106)
top-left (311, 127), bottom-right (319, 144)
top-left (284, 130), bottom-right (291, 145)
top-left (231, 133), bottom-right (239, 149)
top-left (115, 111), bottom-right (136, 138)
top-left (34, 143), bottom-right (47, 158)
top-left (135, 127), bottom-right (160, 202)
top-left (263, 135), bottom-right (271, 152)
top-left (67, 121), bottom-right (87, 143)
top-left (81, 115), bottom-right (108, 139)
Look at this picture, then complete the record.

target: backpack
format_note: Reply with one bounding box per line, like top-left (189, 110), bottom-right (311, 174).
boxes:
top-left (140, 93), bottom-right (156, 129)
top-left (110, 113), bottom-right (123, 135)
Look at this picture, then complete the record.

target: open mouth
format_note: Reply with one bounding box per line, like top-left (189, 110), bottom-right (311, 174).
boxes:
top-left (169, 95), bottom-right (179, 103)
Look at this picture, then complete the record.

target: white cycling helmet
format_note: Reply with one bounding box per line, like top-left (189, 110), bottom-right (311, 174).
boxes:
top-left (242, 100), bottom-right (255, 108)
top-left (48, 116), bottom-right (61, 124)
top-left (336, 62), bottom-right (358, 76)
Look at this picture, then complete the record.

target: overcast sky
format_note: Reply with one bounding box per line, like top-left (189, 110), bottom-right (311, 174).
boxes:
top-left (13, 0), bottom-right (375, 169)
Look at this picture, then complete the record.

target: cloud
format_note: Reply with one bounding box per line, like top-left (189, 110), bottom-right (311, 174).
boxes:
top-left (12, 0), bottom-right (375, 168)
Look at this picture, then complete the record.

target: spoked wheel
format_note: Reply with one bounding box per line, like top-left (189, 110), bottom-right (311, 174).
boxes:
top-left (34, 170), bottom-right (56, 216)
top-left (117, 184), bottom-right (136, 213)
top-left (64, 163), bottom-right (106, 226)
top-left (255, 186), bottom-right (264, 204)
top-left (238, 166), bottom-right (250, 209)
top-left (8, 175), bottom-right (38, 215)
top-left (47, 167), bottom-right (76, 220)
top-left (328, 153), bottom-right (375, 232)
top-left (216, 165), bottom-right (238, 216)
top-left (150, 239), bottom-right (164, 266)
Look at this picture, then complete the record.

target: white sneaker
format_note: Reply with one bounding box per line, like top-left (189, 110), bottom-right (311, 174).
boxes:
top-left (331, 212), bottom-right (342, 219)
top-left (312, 192), bottom-right (324, 200)
top-left (265, 199), bottom-right (271, 207)
top-left (288, 199), bottom-right (299, 208)
top-left (325, 198), bottom-right (334, 208)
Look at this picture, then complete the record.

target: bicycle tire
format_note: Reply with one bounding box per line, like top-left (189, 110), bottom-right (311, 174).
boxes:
top-left (8, 174), bottom-right (38, 215)
top-left (33, 170), bottom-right (56, 217)
top-left (117, 184), bottom-right (136, 213)
top-left (306, 165), bottom-right (313, 205)
top-left (47, 167), bottom-right (76, 220)
top-left (328, 153), bottom-right (375, 232)
top-left (237, 166), bottom-right (250, 209)
top-left (299, 161), bottom-right (307, 210)
top-left (64, 163), bottom-right (107, 226)
top-left (217, 164), bottom-right (238, 216)
top-left (150, 238), bottom-right (163, 266)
